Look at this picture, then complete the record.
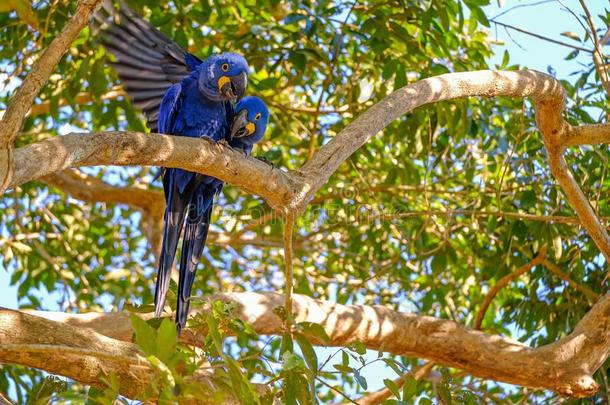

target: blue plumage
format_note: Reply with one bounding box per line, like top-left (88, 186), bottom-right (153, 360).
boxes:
top-left (155, 53), bottom-right (250, 332)
top-left (95, 2), bottom-right (269, 332)
top-left (173, 96), bottom-right (270, 332)
top-left (229, 96), bottom-right (270, 155)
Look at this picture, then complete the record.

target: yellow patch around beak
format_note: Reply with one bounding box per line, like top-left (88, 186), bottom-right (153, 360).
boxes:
top-left (218, 76), bottom-right (230, 90)
top-left (246, 122), bottom-right (255, 135)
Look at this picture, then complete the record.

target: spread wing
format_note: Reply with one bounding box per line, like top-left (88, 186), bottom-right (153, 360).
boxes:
top-left (91, 0), bottom-right (202, 132)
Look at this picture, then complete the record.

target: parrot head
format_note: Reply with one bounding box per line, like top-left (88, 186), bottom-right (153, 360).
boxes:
top-left (198, 52), bottom-right (248, 102)
top-left (230, 96), bottom-right (269, 146)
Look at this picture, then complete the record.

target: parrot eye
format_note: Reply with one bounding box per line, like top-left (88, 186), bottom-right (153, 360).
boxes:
top-left (221, 63), bottom-right (229, 72)
top-left (254, 113), bottom-right (261, 120)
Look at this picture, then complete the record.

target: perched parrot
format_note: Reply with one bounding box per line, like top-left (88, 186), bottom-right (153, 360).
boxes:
top-left (175, 96), bottom-right (269, 330)
top-left (93, 2), bottom-right (269, 331)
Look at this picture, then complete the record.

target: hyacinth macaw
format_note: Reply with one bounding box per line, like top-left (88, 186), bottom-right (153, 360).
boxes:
top-left (175, 96), bottom-right (269, 330)
top-left (93, 2), bottom-right (268, 331)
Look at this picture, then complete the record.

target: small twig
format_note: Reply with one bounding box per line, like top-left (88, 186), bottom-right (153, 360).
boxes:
top-left (542, 259), bottom-right (599, 301)
top-left (490, 0), bottom-right (555, 20)
top-left (318, 348), bottom-right (344, 374)
top-left (283, 212), bottom-right (295, 330)
top-left (316, 376), bottom-right (359, 405)
top-left (490, 19), bottom-right (593, 53)
top-left (370, 209), bottom-right (610, 227)
top-left (578, 0), bottom-right (610, 96)
top-left (474, 246), bottom-right (547, 330)
top-left (348, 362), bottom-right (435, 405)
top-left (0, 391), bottom-right (13, 405)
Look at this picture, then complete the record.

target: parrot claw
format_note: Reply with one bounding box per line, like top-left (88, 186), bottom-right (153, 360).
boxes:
top-left (217, 139), bottom-right (230, 148)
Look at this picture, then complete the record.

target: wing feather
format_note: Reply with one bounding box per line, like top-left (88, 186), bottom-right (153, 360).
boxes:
top-left (158, 83), bottom-right (182, 134)
top-left (91, 0), bottom-right (202, 132)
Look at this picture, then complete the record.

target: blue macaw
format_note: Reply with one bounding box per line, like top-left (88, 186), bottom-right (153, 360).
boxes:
top-left (93, 2), bottom-right (269, 331)
top-left (175, 96), bottom-right (269, 330)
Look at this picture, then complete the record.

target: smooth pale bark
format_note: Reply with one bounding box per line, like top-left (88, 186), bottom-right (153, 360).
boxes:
top-left (5, 70), bottom-right (610, 262)
top-left (0, 307), bottom-right (275, 402)
top-left (8, 291), bottom-right (610, 398)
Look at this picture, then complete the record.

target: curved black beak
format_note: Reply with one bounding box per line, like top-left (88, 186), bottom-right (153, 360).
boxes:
top-left (230, 109), bottom-right (252, 139)
top-left (220, 71), bottom-right (248, 101)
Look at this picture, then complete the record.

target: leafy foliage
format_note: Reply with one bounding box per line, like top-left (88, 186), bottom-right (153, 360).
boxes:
top-left (1, 0), bottom-right (610, 403)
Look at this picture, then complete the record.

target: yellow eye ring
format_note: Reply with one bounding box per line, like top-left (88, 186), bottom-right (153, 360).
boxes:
top-left (254, 113), bottom-right (262, 120)
top-left (221, 63), bottom-right (229, 72)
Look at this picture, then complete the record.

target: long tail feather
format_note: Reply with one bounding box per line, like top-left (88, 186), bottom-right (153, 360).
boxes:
top-left (175, 192), bottom-right (214, 333)
top-left (154, 170), bottom-right (188, 318)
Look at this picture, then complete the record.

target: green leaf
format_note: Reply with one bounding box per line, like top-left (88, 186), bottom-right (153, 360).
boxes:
top-left (354, 370), bottom-right (368, 390)
top-left (347, 341), bottom-right (366, 355)
top-left (130, 314), bottom-right (158, 356)
top-left (342, 350), bottom-right (349, 367)
top-left (205, 313), bottom-right (224, 355)
top-left (395, 63), bottom-right (408, 89)
top-left (124, 303), bottom-right (157, 313)
top-left (332, 364), bottom-right (352, 373)
top-left (156, 318), bottom-right (177, 363)
top-left (566, 47), bottom-right (582, 61)
top-left (560, 31), bottom-right (581, 42)
top-left (295, 332), bottom-right (318, 371)
top-left (501, 50), bottom-right (509, 68)
top-left (469, 5), bottom-right (489, 27)
top-left (280, 332), bottom-right (293, 355)
top-left (438, 382), bottom-right (453, 405)
top-left (282, 351), bottom-right (305, 371)
top-left (147, 354), bottom-right (176, 389)
top-left (0, 0), bottom-right (38, 29)
top-left (383, 358), bottom-right (404, 376)
top-left (383, 378), bottom-right (400, 398)
top-left (402, 376), bottom-right (418, 400)
top-left (297, 321), bottom-right (331, 344)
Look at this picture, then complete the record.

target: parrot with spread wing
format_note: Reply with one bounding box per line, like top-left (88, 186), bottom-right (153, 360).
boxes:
top-left (93, 2), bottom-right (269, 332)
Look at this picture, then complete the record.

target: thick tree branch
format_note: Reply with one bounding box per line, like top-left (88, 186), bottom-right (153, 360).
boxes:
top-left (301, 70), bottom-right (564, 194)
top-left (0, 308), bottom-right (150, 399)
top-left (8, 291), bottom-right (610, 398)
top-left (0, 308), bottom-right (272, 402)
top-left (6, 69), bottom-right (610, 261)
top-left (3, 131), bottom-right (301, 211)
top-left (564, 123), bottom-right (610, 146)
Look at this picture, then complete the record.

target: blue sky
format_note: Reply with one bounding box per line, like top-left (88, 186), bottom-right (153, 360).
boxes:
top-left (0, 0), bottom-right (607, 398)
